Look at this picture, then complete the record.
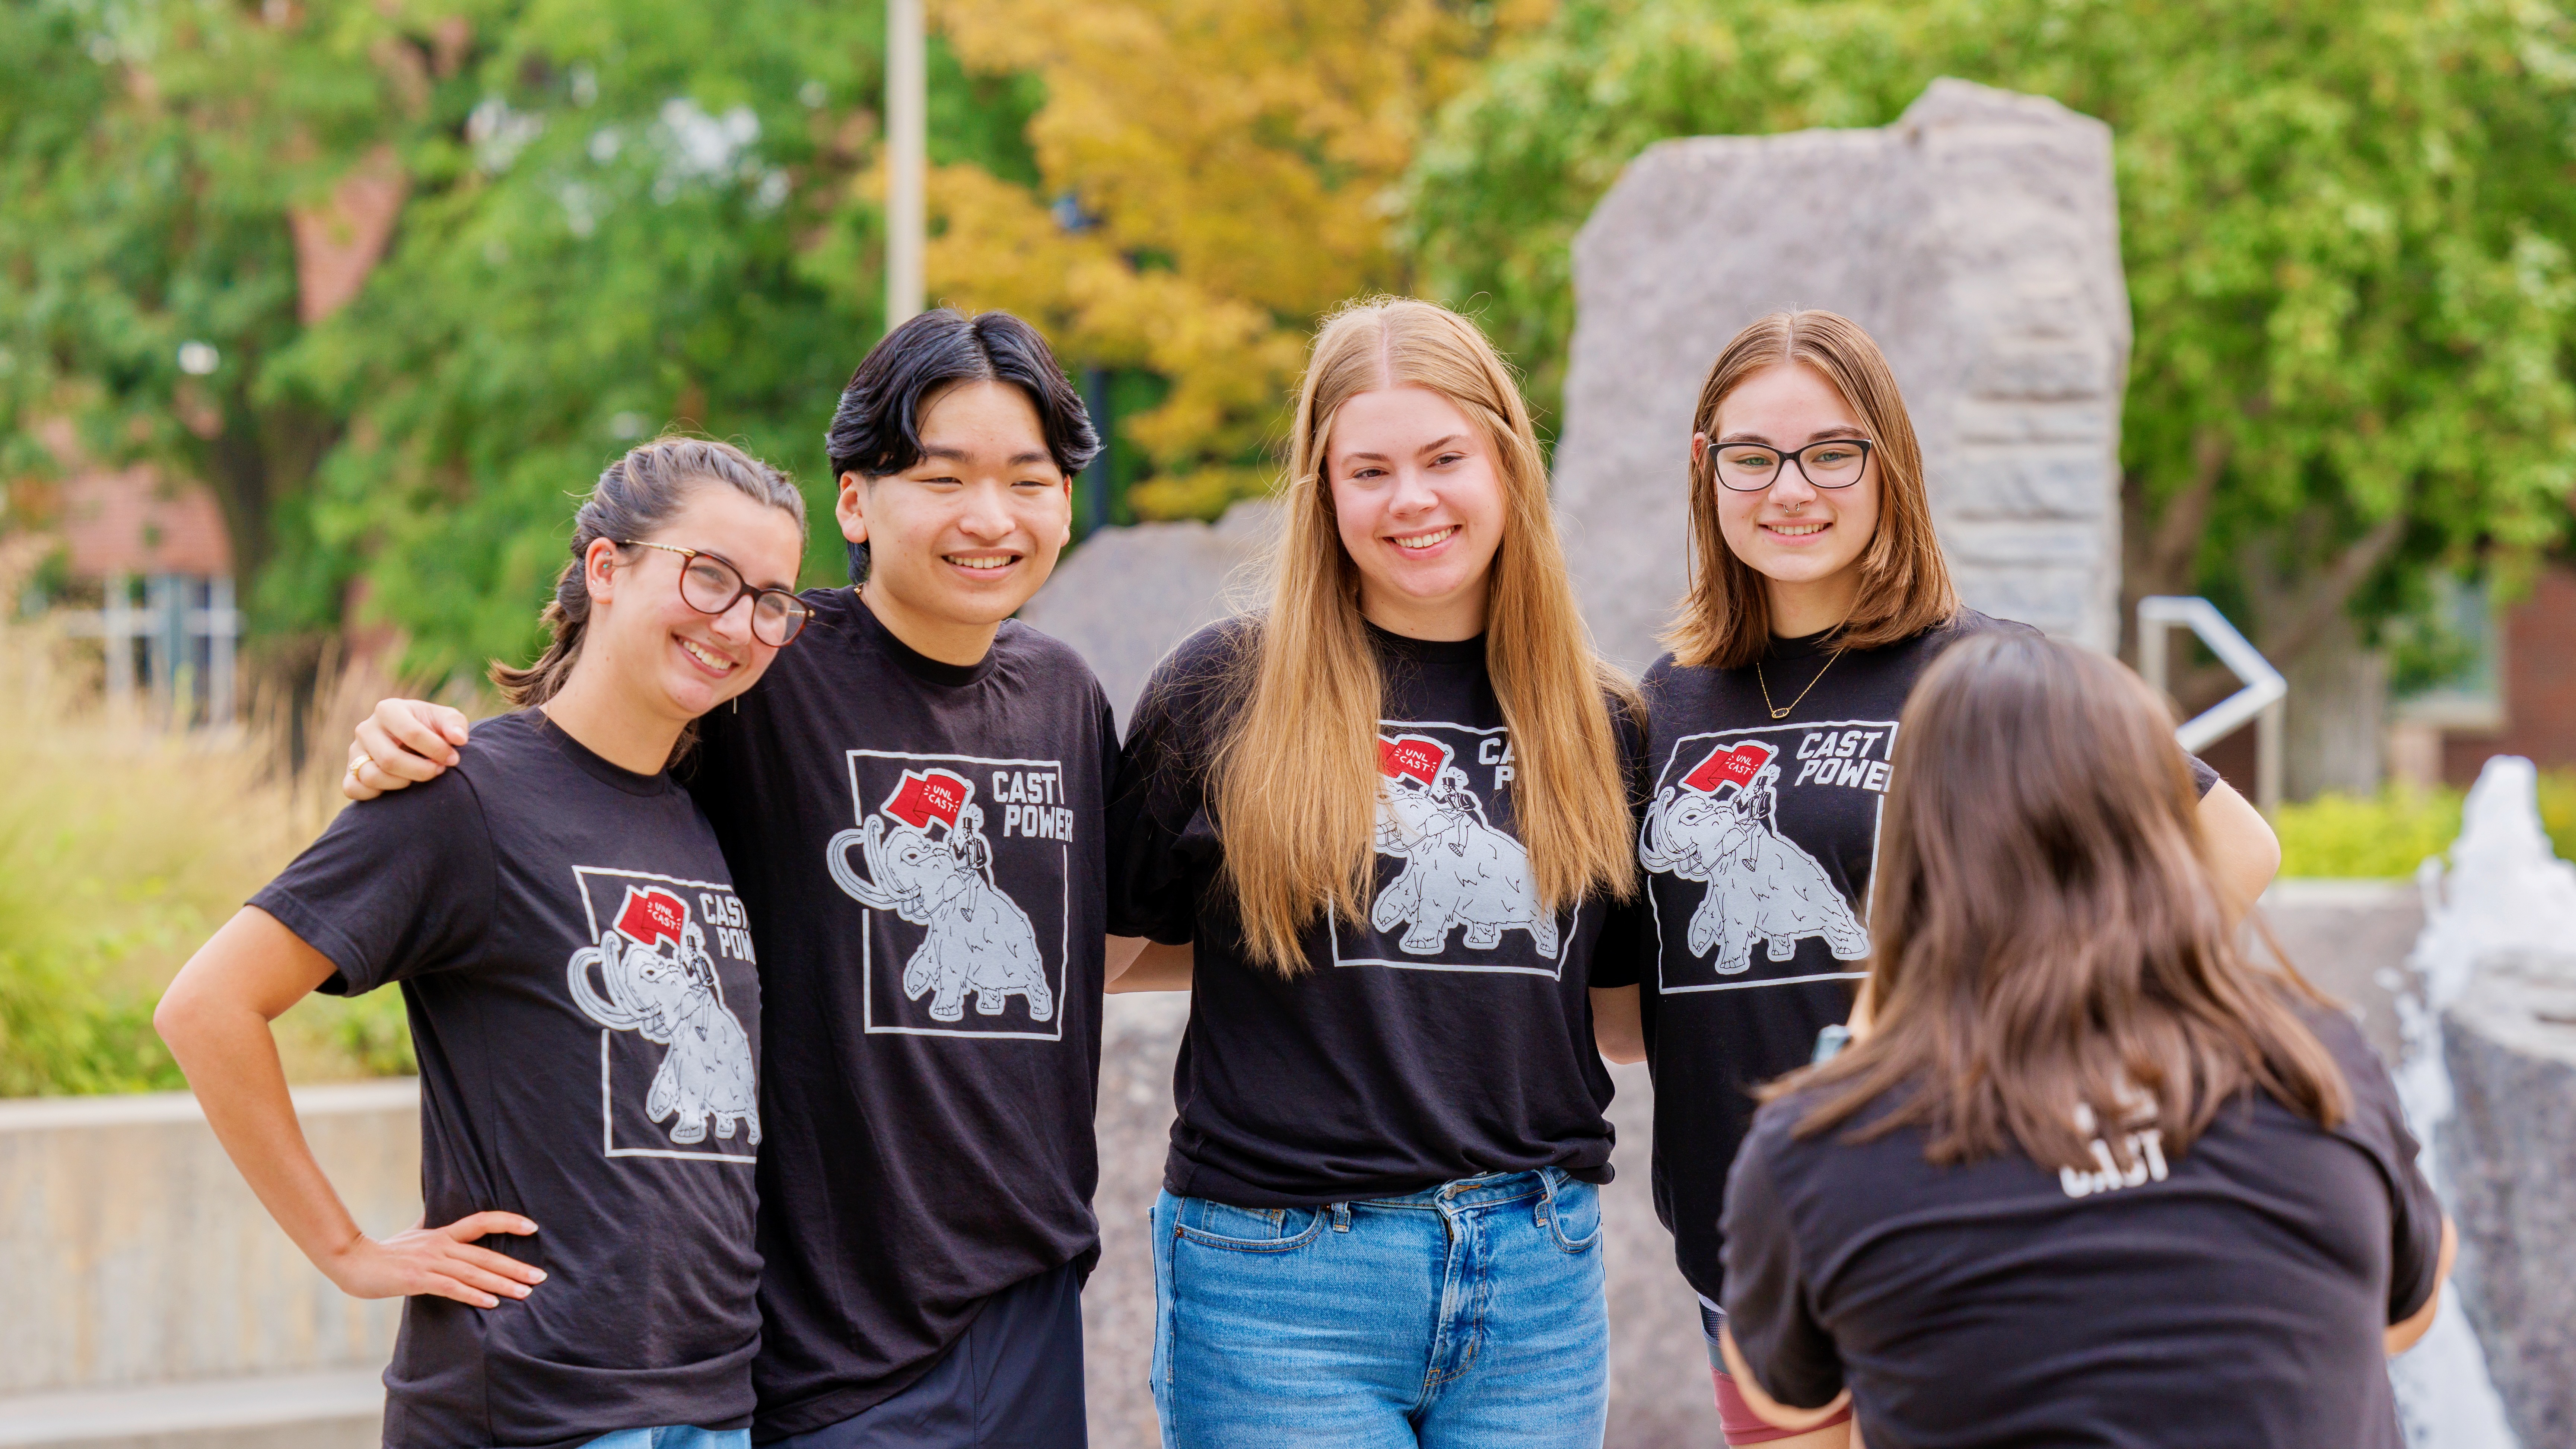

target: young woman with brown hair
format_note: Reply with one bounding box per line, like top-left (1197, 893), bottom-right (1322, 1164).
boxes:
top-left (158, 439), bottom-right (811, 1449)
top-left (1586, 309), bottom-right (2283, 1448)
top-left (1717, 631), bottom-right (2451, 1446)
top-left (1107, 297), bottom-right (1641, 1447)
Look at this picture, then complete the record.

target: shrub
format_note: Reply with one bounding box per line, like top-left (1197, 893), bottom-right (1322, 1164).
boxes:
top-left (2272, 769), bottom-right (2576, 879)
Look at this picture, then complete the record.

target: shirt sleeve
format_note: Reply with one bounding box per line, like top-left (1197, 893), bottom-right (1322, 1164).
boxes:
top-left (1587, 896), bottom-right (1647, 990)
top-left (1588, 695), bottom-right (1654, 991)
top-left (1719, 1119), bottom-right (1846, 1410)
top-left (2186, 753), bottom-right (2220, 799)
top-left (2328, 1020), bottom-right (2446, 1324)
top-left (248, 770), bottom-right (497, 996)
top-left (1104, 653), bottom-right (1211, 945)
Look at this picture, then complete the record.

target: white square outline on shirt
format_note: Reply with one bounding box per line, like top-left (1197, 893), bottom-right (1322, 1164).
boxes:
top-left (572, 864), bottom-right (760, 1164)
top-left (843, 748), bottom-right (1073, 1042)
top-left (1329, 717), bottom-right (1576, 981)
top-left (1642, 719), bottom-right (1892, 995)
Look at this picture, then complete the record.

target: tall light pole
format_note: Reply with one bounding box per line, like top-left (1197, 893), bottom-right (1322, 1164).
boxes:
top-left (885, 0), bottom-right (925, 328)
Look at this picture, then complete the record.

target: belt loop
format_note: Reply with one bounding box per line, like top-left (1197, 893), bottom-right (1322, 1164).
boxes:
top-left (1331, 1201), bottom-right (1351, 1232)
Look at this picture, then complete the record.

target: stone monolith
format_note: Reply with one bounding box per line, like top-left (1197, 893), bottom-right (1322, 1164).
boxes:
top-left (1552, 77), bottom-right (2131, 668)
top-left (1019, 500), bottom-right (1276, 731)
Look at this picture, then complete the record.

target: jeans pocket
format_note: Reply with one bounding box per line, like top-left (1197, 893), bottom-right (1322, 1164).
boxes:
top-left (1171, 1196), bottom-right (1329, 1253)
top-left (1538, 1171), bottom-right (1602, 1253)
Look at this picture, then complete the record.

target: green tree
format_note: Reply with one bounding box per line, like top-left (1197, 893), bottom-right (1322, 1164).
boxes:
top-left (1406, 0), bottom-right (2576, 794)
top-left (0, 0), bottom-right (406, 612)
top-left (4, 0), bottom-right (1047, 684)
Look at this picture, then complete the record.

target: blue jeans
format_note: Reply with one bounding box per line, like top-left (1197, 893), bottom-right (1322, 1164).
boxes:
top-left (1150, 1169), bottom-right (1608, 1449)
top-left (584, 1430), bottom-right (750, 1449)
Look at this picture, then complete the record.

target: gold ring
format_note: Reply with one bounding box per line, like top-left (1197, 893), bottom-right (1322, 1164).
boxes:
top-left (352, 751), bottom-right (373, 774)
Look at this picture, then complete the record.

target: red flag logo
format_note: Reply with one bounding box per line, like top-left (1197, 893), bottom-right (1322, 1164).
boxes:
top-left (1377, 735), bottom-right (1450, 786)
top-left (883, 768), bottom-right (970, 830)
top-left (614, 886), bottom-right (690, 947)
top-left (1680, 740), bottom-right (1778, 795)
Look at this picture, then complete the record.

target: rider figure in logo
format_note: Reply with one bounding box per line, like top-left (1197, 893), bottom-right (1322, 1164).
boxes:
top-left (1640, 739), bottom-right (1869, 975)
top-left (569, 885), bottom-right (762, 1145)
top-left (1370, 734), bottom-right (1560, 959)
top-left (827, 769), bottom-right (1052, 1022)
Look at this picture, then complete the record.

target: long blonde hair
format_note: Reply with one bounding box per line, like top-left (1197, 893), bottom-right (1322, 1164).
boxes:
top-left (1667, 310), bottom-right (1956, 668)
top-left (1212, 298), bottom-right (1641, 976)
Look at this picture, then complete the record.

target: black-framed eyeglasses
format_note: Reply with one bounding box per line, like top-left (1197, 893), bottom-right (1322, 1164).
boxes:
top-left (1710, 437), bottom-right (1875, 492)
top-left (618, 540), bottom-right (812, 646)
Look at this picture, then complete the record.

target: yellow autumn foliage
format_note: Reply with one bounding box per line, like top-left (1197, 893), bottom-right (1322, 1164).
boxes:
top-left (928, 0), bottom-right (1551, 517)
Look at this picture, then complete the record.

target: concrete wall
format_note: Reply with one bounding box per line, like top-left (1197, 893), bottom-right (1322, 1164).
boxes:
top-left (0, 1082), bottom-right (415, 1398)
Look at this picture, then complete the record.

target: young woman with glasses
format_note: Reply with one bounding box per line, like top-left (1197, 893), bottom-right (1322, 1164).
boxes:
top-left (1107, 298), bottom-right (1642, 1448)
top-left (156, 437), bottom-right (809, 1449)
top-left (1586, 311), bottom-right (2284, 1449)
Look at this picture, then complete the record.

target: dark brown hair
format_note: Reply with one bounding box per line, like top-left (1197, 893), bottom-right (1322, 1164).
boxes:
top-left (491, 436), bottom-right (806, 711)
top-left (1666, 309), bottom-right (1956, 668)
top-left (1777, 632), bottom-right (2348, 1171)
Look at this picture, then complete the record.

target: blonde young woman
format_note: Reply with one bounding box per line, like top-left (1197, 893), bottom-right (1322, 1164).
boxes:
top-left (1586, 310), bottom-right (2282, 1449)
top-left (1106, 298), bottom-right (1642, 1448)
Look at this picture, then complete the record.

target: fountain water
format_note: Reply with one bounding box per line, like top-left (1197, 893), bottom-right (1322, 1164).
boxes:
top-left (2389, 756), bottom-right (2576, 1446)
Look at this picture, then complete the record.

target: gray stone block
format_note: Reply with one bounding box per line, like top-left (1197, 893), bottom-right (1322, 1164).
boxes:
top-left (2248, 878), bottom-right (2418, 1065)
top-left (2440, 949), bottom-right (2576, 1447)
top-left (1553, 78), bottom-right (2131, 670)
top-left (1020, 502), bottom-right (1277, 734)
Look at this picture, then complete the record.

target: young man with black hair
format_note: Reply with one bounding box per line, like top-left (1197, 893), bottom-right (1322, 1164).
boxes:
top-left (349, 309), bottom-right (1175, 1448)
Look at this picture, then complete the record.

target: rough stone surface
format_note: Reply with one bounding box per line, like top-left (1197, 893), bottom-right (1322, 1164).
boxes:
top-left (1553, 78), bottom-right (2131, 670)
top-left (1019, 501), bottom-right (1277, 732)
top-left (1084, 994), bottom-right (1717, 1449)
top-left (2440, 949), bottom-right (2576, 1448)
top-left (2248, 879), bottom-right (2419, 1065)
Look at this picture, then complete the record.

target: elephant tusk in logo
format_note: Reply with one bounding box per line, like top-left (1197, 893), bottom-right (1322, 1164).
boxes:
top-left (569, 885), bottom-right (761, 1146)
top-left (1642, 743), bottom-right (1869, 974)
top-left (827, 768), bottom-right (1052, 1023)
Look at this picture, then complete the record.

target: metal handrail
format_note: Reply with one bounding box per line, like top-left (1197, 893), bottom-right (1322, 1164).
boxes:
top-left (2136, 595), bottom-right (2285, 811)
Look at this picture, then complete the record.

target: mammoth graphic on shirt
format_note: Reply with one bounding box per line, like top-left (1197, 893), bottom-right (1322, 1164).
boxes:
top-left (569, 886), bottom-right (762, 1145)
top-left (1641, 740), bottom-right (1868, 975)
top-left (827, 769), bottom-right (1053, 1023)
top-left (1370, 734), bottom-right (1561, 960)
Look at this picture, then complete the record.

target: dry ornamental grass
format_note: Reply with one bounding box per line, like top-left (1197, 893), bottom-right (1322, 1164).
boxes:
top-left (0, 547), bottom-right (423, 1094)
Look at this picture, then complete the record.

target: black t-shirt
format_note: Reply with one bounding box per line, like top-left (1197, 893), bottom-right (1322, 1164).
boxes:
top-left (253, 709), bottom-right (762, 1449)
top-left (689, 589), bottom-right (1114, 1440)
top-left (1107, 619), bottom-right (1635, 1207)
top-left (1721, 1008), bottom-right (2443, 1447)
top-left (1594, 610), bottom-right (2222, 1301)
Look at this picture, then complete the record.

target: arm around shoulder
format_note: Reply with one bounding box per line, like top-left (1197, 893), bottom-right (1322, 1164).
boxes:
top-left (345, 698), bottom-right (473, 801)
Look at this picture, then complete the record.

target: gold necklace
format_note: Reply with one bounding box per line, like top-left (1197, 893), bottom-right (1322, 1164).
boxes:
top-left (1756, 648), bottom-right (1844, 721)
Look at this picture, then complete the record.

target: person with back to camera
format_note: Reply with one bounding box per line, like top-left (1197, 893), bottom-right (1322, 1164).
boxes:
top-left (155, 438), bottom-right (813, 1449)
top-left (1108, 297), bottom-right (1645, 1448)
top-left (1584, 309), bottom-right (2286, 1448)
top-left (1716, 630), bottom-right (2454, 1448)
top-left (337, 309), bottom-right (1183, 1447)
